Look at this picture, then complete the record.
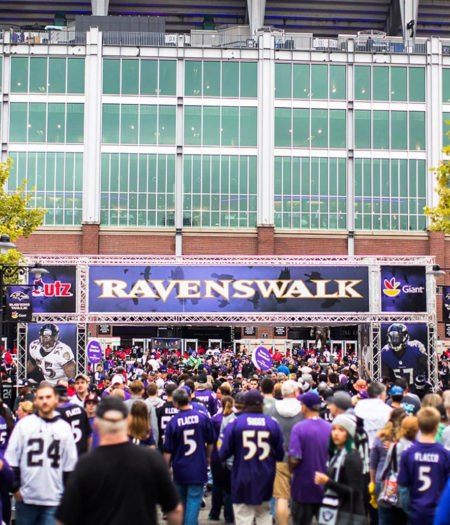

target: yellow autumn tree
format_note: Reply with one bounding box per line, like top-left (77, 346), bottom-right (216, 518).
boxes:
top-left (424, 132), bottom-right (450, 232)
top-left (0, 158), bottom-right (46, 268)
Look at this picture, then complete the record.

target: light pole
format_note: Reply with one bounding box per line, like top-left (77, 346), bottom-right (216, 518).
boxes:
top-left (0, 234), bottom-right (49, 390)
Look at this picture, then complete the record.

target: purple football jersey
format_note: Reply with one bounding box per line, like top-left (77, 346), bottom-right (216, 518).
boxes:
top-left (218, 413), bottom-right (284, 505)
top-left (164, 408), bottom-right (215, 485)
top-left (398, 441), bottom-right (450, 524)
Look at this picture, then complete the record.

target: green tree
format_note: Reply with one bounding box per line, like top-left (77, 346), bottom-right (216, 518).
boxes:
top-left (0, 158), bottom-right (46, 267)
top-left (424, 138), bottom-right (450, 232)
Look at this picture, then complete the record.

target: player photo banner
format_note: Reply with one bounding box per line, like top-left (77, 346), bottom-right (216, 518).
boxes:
top-left (380, 323), bottom-right (428, 393)
top-left (89, 265), bottom-right (370, 313)
top-left (381, 266), bottom-right (427, 313)
top-left (442, 286), bottom-right (450, 322)
top-left (6, 286), bottom-right (32, 322)
top-left (29, 265), bottom-right (76, 313)
top-left (26, 324), bottom-right (77, 384)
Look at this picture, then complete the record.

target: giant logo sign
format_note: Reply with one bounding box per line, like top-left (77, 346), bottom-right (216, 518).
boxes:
top-left (381, 266), bottom-right (426, 312)
top-left (89, 265), bottom-right (369, 313)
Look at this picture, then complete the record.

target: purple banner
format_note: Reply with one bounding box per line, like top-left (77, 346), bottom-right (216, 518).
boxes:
top-left (252, 346), bottom-right (273, 371)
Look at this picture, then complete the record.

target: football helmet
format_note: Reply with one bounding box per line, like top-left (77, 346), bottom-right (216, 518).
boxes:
top-left (39, 324), bottom-right (60, 348)
top-left (387, 323), bottom-right (409, 353)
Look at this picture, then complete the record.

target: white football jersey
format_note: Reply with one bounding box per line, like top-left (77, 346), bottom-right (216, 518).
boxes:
top-left (29, 340), bottom-right (75, 385)
top-left (5, 413), bottom-right (77, 505)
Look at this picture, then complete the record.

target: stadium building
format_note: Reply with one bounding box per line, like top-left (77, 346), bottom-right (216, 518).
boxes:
top-left (1, 0), bottom-right (450, 345)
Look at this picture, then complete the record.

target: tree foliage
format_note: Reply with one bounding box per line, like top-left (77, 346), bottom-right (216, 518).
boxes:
top-left (0, 158), bottom-right (46, 267)
top-left (424, 144), bottom-right (450, 233)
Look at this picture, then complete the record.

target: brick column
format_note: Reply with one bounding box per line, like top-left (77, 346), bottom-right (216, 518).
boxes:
top-left (257, 225), bottom-right (275, 255)
top-left (82, 223), bottom-right (100, 254)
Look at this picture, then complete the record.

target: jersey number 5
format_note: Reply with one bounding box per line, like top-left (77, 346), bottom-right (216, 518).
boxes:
top-left (242, 430), bottom-right (270, 461)
top-left (183, 429), bottom-right (197, 456)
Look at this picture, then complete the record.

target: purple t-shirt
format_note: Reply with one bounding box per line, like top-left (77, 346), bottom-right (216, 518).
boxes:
top-left (398, 441), bottom-right (450, 524)
top-left (289, 417), bottom-right (332, 503)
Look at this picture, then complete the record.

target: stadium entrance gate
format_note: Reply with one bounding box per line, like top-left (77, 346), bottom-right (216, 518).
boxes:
top-left (15, 255), bottom-right (439, 389)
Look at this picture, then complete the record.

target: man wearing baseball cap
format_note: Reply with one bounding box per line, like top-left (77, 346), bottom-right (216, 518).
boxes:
top-left (288, 392), bottom-right (331, 525)
top-left (70, 373), bottom-right (90, 408)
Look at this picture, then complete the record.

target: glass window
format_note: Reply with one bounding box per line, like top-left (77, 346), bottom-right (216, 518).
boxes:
top-left (409, 68), bottom-right (425, 102)
top-left (122, 60), bottom-right (139, 95)
top-left (103, 59), bottom-right (120, 94)
top-left (240, 107), bottom-right (257, 146)
top-left (159, 60), bottom-right (176, 95)
top-left (29, 58), bottom-right (47, 93)
top-left (373, 111), bottom-right (389, 150)
top-left (48, 58), bottom-right (66, 93)
top-left (373, 67), bottom-right (389, 101)
top-left (311, 109), bottom-right (328, 147)
top-left (28, 103), bottom-right (46, 143)
top-left (409, 111), bottom-right (425, 150)
top-left (140, 60), bottom-right (157, 95)
top-left (391, 111), bottom-right (407, 150)
top-left (355, 110), bottom-right (371, 149)
top-left (121, 105), bottom-right (138, 144)
top-left (311, 65), bottom-right (328, 99)
top-left (102, 104), bottom-right (120, 143)
top-left (222, 62), bottom-right (239, 97)
top-left (203, 62), bottom-right (220, 97)
top-left (355, 66), bottom-right (370, 100)
top-left (444, 113), bottom-right (450, 148)
top-left (221, 107), bottom-right (239, 146)
top-left (159, 105), bottom-right (176, 144)
top-left (275, 108), bottom-right (291, 147)
top-left (184, 106), bottom-right (201, 145)
top-left (292, 64), bottom-right (309, 98)
top-left (444, 69), bottom-right (450, 103)
top-left (66, 104), bottom-right (84, 143)
top-left (185, 61), bottom-right (202, 96)
top-left (330, 65), bottom-right (345, 99)
top-left (293, 109), bottom-right (309, 147)
top-left (275, 63), bottom-right (291, 99)
top-left (9, 103), bottom-right (27, 142)
top-left (47, 103), bottom-right (65, 143)
top-left (67, 58), bottom-right (85, 93)
top-left (11, 57), bottom-right (28, 92)
top-left (329, 110), bottom-right (346, 148)
top-left (240, 62), bottom-right (257, 98)
top-left (391, 67), bottom-right (407, 101)
top-left (140, 105), bottom-right (157, 144)
top-left (203, 106), bottom-right (220, 145)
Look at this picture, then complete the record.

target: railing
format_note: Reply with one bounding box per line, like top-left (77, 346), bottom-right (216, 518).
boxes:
top-left (0, 28), bottom-right (433, 54)
top-left (5, 30), bottom-right (86, 45)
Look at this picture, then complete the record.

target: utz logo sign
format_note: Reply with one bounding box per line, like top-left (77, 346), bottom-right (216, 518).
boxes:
top-left (381, 266), bottom-right (426, 313)
top-left (32, 279), bottom-right (73, 297)
top-left (30, 266), bottom-right (76, 314)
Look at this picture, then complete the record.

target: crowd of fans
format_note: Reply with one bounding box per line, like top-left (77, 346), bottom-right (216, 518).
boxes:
top-left (0, 342), bottom-right (449, 524)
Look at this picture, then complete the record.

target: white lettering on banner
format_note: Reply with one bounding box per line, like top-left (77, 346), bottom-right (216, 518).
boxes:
top-left (93, 279), bottom-right (364, 301)
top-left (402, 285), bottom-right (424, 293)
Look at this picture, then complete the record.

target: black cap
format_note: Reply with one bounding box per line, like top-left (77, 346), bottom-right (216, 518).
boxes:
top-left (197, 373), bottom-right (207, 384)
top-left (54, 384), bottom-right (68, 398)
top-left (96, 396), bottom-right (127, 420)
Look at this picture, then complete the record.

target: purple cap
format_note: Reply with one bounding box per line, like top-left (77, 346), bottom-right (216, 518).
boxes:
top-left (244, 389), bottom-right (264, 406)
top-left (298, 392), bottom-right (322, 411)
top-left (181, 385), bottom-right (191, 396)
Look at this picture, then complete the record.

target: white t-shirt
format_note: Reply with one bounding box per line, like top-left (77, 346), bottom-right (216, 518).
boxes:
top-left (6, 413), bottom-right (77, 506)
top-left (29, 340), bottom-right (74, 385)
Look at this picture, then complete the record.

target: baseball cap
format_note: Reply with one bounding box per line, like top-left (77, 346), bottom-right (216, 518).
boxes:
top-left (17, 379), bottom-right (30, 388)
top-left (389, 385), bottom-right (404, 397)
top-left (244, 389), bottom-right (264, 406)
top-left (353, 379), bottom-right (368, 392)
top-left (85, 392), bottom-right (100, 405)
top-left (75, 373), bottom-right (89, 382)
top-left (181, 385), bottom-right (192, 396)
top-left (298, 392), bottom-right (322, 411)
top-left (54, 384), bottom-right (68, 398)
top-left (96, 397), bottom-right (127, 421)
top-left (197, 373), bottom-right (207, 384)
top-left (111, 374), bottom-right (124, 385)
top-left (327, 391), bottom-right (353, 411)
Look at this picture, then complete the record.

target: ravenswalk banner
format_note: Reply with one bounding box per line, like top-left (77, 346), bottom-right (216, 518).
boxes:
top-left (88, 265), bottom-right (370, 314)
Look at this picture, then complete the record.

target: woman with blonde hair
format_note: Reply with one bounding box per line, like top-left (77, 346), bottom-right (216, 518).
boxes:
top-left (16, 400), bottom-right (33, 420)
top-left (128, 400), bottom-right (155, 447)
top-left (421, 393), bottom-right (446, 443)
